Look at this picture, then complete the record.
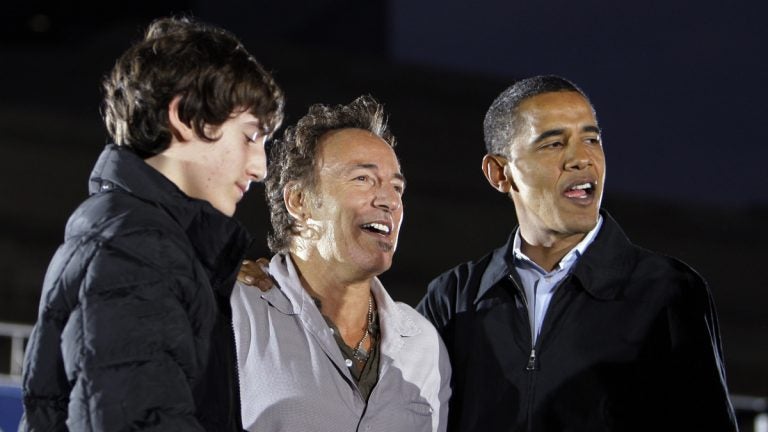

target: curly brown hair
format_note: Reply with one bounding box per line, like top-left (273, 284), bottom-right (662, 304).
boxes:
top-left (102, 16), bottom-right (284, 157)
top-left (265, 95), bottom-right (396, 253)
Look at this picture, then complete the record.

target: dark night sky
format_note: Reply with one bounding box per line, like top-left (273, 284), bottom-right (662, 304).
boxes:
top-left (187, 0), bottom-right (768, 207)
top-left (389, 0), bottom-right (768, 207)
top-left (5, 0), bottom-right (767, 205)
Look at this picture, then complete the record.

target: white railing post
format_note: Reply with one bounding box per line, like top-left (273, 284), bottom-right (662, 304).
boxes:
top-left (0, 322), bottom-right (34, 382)
top-left (755, 412), bottom-right (768, 432)
top-left (732, 394), bottom-right (768, 432)
top-left (10, 335), bottom-right (25, 377)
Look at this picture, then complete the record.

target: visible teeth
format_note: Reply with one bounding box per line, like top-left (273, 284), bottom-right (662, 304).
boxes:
top-left (362, 223), bottom-right (390, 234)
top-left (571, 183), bottom-right (592, 190)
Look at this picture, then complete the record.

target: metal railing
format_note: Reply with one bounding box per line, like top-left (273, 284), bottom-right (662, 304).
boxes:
top-left (0, 322), bottom-right (33, 384)
top-left (0, 321), bottom-right (766, 431)
top-left (733, 394), bottom-right (768, 432)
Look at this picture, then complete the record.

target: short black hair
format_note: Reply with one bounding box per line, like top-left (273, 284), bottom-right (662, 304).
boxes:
top-left (483, 75), bottom-right (592, 155)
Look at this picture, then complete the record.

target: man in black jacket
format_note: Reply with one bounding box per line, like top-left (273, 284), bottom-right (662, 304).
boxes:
top-left (20, 17), bottom-right (283, 431)
top-left (417, 75), bottom-right (738, 431)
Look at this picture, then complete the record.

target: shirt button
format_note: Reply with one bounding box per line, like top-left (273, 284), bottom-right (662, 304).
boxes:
top-left (329, 328), bottom-right (335, 335)
top-left (345, 359), bottom-right (353, 367)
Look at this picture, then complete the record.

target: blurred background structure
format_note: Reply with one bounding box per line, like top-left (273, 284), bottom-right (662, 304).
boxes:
top-left (1, 0), bottom-right (766, 429)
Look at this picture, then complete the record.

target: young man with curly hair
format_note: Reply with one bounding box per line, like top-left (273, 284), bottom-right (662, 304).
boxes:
top-left (21, 16), bottom-right (283, 431)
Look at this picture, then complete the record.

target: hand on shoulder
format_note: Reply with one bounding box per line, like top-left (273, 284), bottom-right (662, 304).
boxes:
top-left (238, 258), bottom-right (274, 292)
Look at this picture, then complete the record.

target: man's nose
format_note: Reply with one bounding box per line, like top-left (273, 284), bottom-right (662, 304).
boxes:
top-left (373, 184), bottom-right (402, 212)
top-left (564, 140), bottom-right (593, 171)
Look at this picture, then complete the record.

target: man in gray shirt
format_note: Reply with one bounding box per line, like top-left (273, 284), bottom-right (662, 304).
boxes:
top-left (232, 96), bottom-right (451, 431)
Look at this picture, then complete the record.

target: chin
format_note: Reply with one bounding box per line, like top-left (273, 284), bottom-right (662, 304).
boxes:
top-left (209, 199), bottom-right (236, 216)
top-left (567, 215), bottom-right (599, 234)
top-left (358, 256), bottom-right (393, 277)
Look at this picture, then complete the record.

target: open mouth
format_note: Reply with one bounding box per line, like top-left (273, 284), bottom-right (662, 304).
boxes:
top-left (563, 181), bottom-right (596, 199)
top-left (361, 222), bottom-right (392, 236)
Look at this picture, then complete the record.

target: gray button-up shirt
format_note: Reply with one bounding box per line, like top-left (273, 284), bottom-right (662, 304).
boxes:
top-left (231, 254), bottom-right (451, 432)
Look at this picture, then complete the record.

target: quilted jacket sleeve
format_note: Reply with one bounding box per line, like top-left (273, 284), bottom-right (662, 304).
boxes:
top-left (22, 227), bottom-right (211, 431)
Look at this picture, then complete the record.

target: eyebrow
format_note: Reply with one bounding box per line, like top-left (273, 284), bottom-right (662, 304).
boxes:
top-left (352, 163), bottom-right (407, 184)
top-left (533, 129), bottom-right (565, 144)
top-left (533, 125), bottom-right (601, 143)
top-left (582, 125), bottom-right (602, 135)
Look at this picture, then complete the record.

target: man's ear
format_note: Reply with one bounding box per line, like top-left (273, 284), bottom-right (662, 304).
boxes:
top-left (482, 154), bottom-right (514, 193)
top-left (168, 95), bottom-right (195, 142)
top-left (284, 182), bottom-right (307, 222)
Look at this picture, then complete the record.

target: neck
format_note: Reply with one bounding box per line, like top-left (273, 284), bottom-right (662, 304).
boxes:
top-left (518, 229), bottom-right (585, 272)
top-left (288, 251), bottom-right (372, 333)
top-left (145, 152), bottom-right (187, 193)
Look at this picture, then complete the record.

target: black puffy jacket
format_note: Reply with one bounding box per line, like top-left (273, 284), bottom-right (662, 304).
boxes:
top-left (21, 144), bottom-right (251, 431)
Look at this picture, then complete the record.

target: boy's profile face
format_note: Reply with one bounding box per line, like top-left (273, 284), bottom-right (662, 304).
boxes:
top-left (180, 110), bottom-right (267, 216)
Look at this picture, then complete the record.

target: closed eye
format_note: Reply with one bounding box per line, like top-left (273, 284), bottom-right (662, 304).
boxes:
top-left (244, 130), bottom-right (263, 144)
top-left (541, 141), bottom-right (564, 149)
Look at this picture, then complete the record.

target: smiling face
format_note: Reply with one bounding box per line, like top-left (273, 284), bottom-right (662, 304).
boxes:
top-left (300, 128), bottom-right (405, 278)
top-left (504, 91), bottom-right (606, 244)
top-left (180, 110), bottom-right (267, 216)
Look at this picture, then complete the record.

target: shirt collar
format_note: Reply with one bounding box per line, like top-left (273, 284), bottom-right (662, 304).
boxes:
top-left (512, 215), bottom-right (604, 275)
top-left (266, 254), bottom-right (420, 338)
top-left (476, 215), bottom-right (604, 303)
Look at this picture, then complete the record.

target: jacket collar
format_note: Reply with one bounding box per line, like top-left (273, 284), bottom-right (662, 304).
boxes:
top-left (570, 211), bottom-right (636, 300)
top-left (89, 144), bottom-right (252, 297)
top-left (475, 233), bottom-right (517, 302)
top-left (475, 210), bottom-right (635, 302)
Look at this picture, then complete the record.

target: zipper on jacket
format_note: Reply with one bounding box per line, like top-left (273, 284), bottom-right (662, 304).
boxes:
top-left (510, 272), bottom-right (576, 431)
top-left (508, 273), bottom-right (539, 432)
top-left (526, 274), bottom-right (576, 373)
top-left (526, 349), bottom-right (537, 371)
top-left (508, 274), bottom-right (538, 371)
top-left (508, 274), bottom-right (539, 371)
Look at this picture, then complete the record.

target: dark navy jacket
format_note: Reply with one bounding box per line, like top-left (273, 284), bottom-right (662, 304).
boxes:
top-left (21, 145), bottom-right (250, 431)
top-left (418, 212), bottom-right (737, 432)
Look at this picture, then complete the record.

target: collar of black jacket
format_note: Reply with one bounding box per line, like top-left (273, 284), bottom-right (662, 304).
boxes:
top-left (88, 144), bottom-right (252, 298)
top-left (475, 210), bottom-right (636, 303)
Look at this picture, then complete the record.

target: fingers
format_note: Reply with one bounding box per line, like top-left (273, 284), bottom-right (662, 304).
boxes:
top-left (237, 260), bottom-right (257, 284)
top-left (254, 276), bottom-right (274, 292)
top-left (238, 258), bottom-right (275, 292)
